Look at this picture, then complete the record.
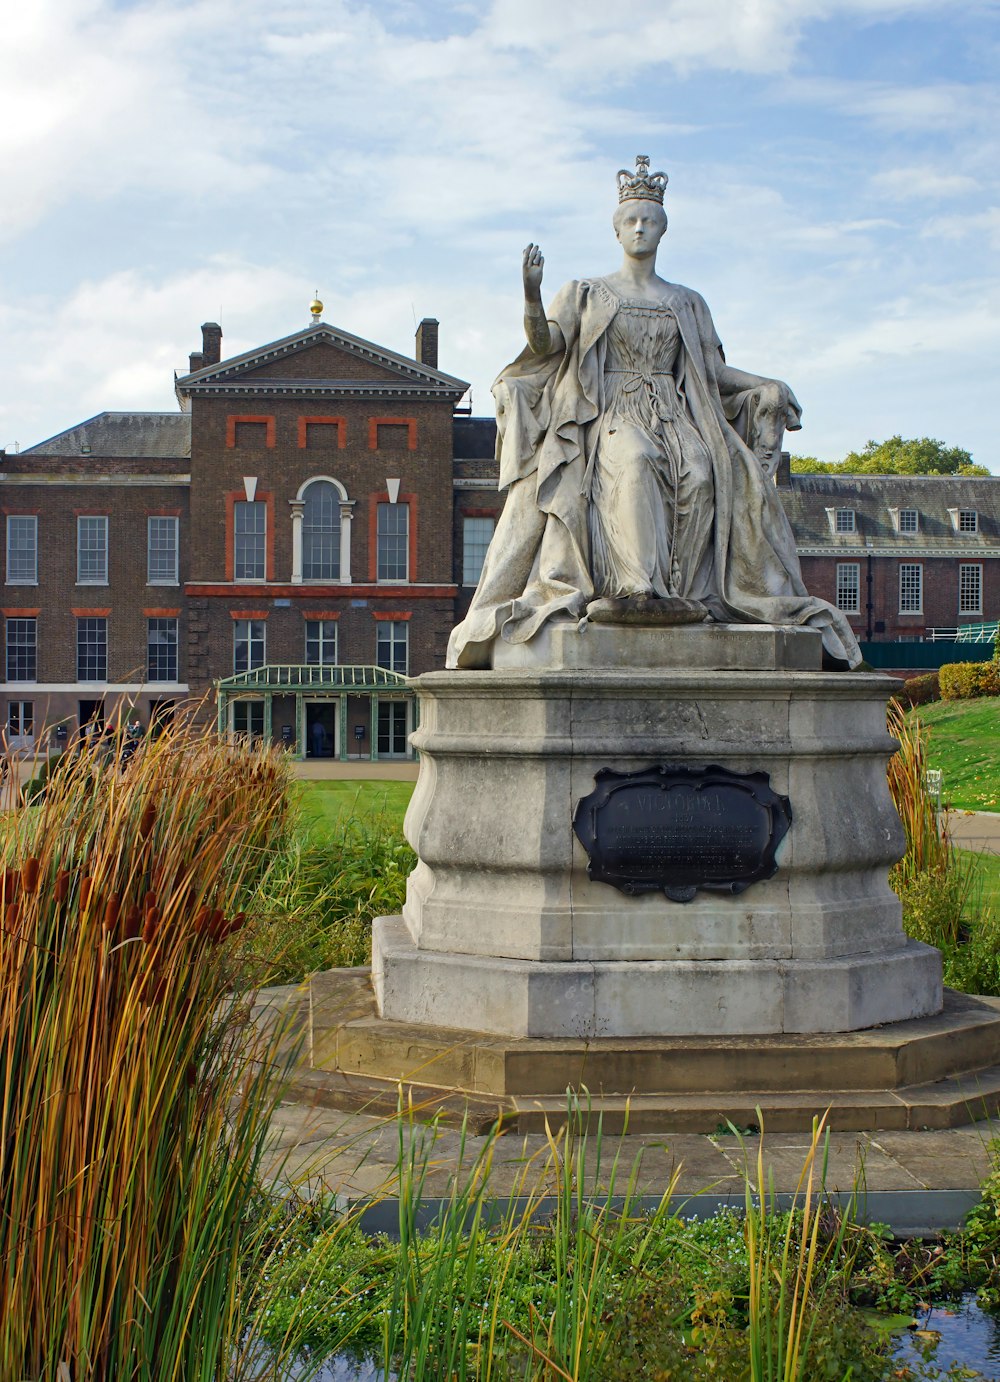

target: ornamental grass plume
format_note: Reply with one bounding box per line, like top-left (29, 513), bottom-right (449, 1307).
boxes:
top-left (0, 722), bottom-right (293, 1381)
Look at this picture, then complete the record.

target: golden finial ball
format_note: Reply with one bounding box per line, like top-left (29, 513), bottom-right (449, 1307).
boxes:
top-left (309, 293), bottom-right (323, 319)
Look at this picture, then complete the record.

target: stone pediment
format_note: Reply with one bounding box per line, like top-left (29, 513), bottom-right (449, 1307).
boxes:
top-left (174, 323), bottom-right (469, 404)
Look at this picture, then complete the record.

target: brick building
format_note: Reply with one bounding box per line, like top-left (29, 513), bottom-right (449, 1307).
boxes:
top-left (2, 309), bottom-right (997, 757)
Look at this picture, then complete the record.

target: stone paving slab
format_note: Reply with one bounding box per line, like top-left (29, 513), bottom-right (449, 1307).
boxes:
top-left (263, 1098), bottom-right (1000, 1203)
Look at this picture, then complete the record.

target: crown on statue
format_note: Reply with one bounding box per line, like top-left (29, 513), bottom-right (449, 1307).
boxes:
top-left (616, 155), bottom-right (668, 205)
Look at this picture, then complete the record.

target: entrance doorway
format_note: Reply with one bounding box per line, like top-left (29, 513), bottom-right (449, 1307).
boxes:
top-left (78, 699), bottom-right (105, 742)
top-left (377, 699), bottom-right (410, 758)
top-left (306, 700), bottom-right (338, 759)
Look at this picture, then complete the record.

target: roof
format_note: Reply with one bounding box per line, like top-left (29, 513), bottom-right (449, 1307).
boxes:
top-left (782, 473), bottom-right (1000, 553)
top-left (23, 412), bottom-right (191, 458)
top-left (175, 321), bottom-right (469, 403)
top-left (453, 416), bottom-right (497, 459)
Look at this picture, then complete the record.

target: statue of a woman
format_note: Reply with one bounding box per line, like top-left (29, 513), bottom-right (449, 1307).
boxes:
top-left (446, 156), bottom-right (861, 670)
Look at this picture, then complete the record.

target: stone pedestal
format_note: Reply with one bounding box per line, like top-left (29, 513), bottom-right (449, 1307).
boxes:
top-left (372, 622), bottom-right (943, 1039)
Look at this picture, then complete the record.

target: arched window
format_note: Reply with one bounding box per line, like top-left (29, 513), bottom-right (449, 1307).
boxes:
top-left (302, 480), bottom-right (341, 580)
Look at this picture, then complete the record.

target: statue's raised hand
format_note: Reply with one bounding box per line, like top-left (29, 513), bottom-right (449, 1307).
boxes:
top-left (523, 243), bottom-right (544, 301)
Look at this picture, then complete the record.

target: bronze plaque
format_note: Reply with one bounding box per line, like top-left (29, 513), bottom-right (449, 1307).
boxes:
top-left (573, 764), bottom-right (791, 903)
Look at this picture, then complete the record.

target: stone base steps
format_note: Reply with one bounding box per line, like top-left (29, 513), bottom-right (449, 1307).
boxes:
top-left (254, 969), bottom-right (1000, 1135)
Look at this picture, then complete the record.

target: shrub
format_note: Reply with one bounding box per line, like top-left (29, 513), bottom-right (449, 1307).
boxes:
top-left (939, 659), bottom-right (1000, 700)
top-left (0, 726), bottom-right (294, 1380)
top-left (896, 670), bottom-right (940, 707)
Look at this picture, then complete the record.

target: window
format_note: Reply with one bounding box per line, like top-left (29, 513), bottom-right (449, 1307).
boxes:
top-left (462, 517), bottom-right (495, 585)
top-left (376, 503), bottom-right (409, 581)
top-left (959, 509), bottom-right (979, 533)
top-left (305, 619), bottom-right (338, 665)
top-left (77, 617), bottom-right (107, 681)
top-left (835, 563), bottom-right (860, 614)
top-left (5, 516), bottom-right (37, 584)
top-left (234, 502), bottom-right (266, 581)
top-left (147, 517), bottom-right (179, 584)
top-left (233, 619), bottom-right (265, 673)
top-left (5, 617), bottom-right (36, 681)
top-left (959, 564), bottom-right (983, 615)
top-left (376, 620), bottom-right (408, 674)
top-left (302, 481), bottom-right (341, 580)
top-left (835, 509), bottom-right (856, 533)
top-left (147, 618), bottom-right (178, 681)
top-left (899, 563), bottom-right (923, 614)
top-left (898, 509), bottom-right (919, 534)
top-left (77, 516), bottom-right (108, 584)
top-left (232, 699), bottom-right (264, 739)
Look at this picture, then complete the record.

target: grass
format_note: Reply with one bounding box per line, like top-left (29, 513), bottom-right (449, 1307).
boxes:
top-left (907, 696), bottom-right (1000, 813)
top-left (958, 848), bottom-right (1000, 911)
top-left (294, 779), bottom-right (414, 840)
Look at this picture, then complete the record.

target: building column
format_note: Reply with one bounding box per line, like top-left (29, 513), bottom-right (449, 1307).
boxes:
top-left (339, 501), bottom-right (355, 584)
top-left (369, 695), bottom-right (378, 761)
top-left (263, 694), bottom-right (273, 744)
top-left (290, 500), bottom-right (304, 583)
top-left (339, 691), bottom-right (348, 761)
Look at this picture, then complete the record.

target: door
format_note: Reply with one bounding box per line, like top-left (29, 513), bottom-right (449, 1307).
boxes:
top-left (376, 699), bottom-right (410, 758)
top-left (231, 698), bottom-right (265, 742)
top-left (7, 700), bottom-right (34, 751)
top-left (305, 700), bottom-right (338, 759)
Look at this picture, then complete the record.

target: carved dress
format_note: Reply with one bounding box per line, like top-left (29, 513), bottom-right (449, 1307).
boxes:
top-left (446, 276), bottom-right (861, 669)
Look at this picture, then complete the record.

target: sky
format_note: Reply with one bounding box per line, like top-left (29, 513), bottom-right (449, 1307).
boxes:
top-left (2, 0), bottom-right (999, 470)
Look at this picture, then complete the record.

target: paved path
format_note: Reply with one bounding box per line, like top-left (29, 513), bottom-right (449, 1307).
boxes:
top-left (263, 1099), bottom-right (1000, 1208)
top-left (946, 810), bottom-right (1000, 856)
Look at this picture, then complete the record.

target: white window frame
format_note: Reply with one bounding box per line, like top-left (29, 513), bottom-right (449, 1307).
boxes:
top-left (233, 618), bottom-right (266, 674)
top-left (147, 516), bottom-right (179, 585)
top-left (835, 563), bottom-right (860, 614)
top-left (5, 616), bottom-right (37, 682)
top-left (959, 509), bottom-right (979, 533)
top-left (305, 618), bottom-right (338, 665)
top-left (302, 481), bottom-right (341, 581)
top-left (898, 508), bottom-right (919, 534)
top-left (835, 509), bottom-right (856, 534)
top-left (77, 516), bottom-right (109, 585)
top-left (899, 563), bottom-right (923, 615)
top-left (5, 515), bottom-right (38, 585)
top-left (147, 617), bottom-right (179, 682)
top-left (462, 516), bottom-right (495, 586)
top-left (76, 616), bottom-right (108, 682)
top-left (233, 502), bottom-right (267, 582)
top-left (376, 620), bottom-right (408, 674)
top-left (376, 502), bottom-right (409, 582)
top-left (959, 563), bottom-right (983, 616)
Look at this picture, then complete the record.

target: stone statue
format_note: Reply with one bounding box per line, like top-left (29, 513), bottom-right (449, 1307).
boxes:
top-left (446, 156), bottom-right (862, 670)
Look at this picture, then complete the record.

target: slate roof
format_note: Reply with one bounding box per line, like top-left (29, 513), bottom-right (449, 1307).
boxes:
top-left (781, 474), bottom-right (1000, 553)
top-left (23, 412), bottom-right (191, 459)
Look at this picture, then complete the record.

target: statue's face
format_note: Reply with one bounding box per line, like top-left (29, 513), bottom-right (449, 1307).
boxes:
top-left (613, 200), bottom-right (667, 257)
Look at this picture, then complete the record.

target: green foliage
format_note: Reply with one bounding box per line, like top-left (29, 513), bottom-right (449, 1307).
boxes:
top-left (790, 436), bottom-right (989, 477)
top-left (939, 662), bottom-right (1000, 702)
top-left (898, 673), bottom-right (941, 709)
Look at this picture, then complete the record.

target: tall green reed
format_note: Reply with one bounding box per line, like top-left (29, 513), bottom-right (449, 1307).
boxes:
top-left (0, 724), bottom-right (294, 1380)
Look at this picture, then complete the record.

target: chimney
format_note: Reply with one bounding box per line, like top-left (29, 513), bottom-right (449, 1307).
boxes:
top-left (201, 322), bottom-right (222, 367)
top-left (188, 350), bottom-right (205, 373)
top-left (775, 450), bottom-right (791, 488)
top-left (415, 317), bottom-right (439, 369)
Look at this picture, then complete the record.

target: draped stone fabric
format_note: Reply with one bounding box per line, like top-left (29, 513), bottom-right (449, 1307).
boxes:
top-left (446, 277), bottom-right (862, 670)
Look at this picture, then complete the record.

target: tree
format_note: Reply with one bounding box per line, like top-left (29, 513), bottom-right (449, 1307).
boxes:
top-left (790, 436), bottom-right (989, 477)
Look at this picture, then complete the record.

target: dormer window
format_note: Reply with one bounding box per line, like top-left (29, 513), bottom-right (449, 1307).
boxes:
top-left (898, 508), bottom-right (919, 534)
top-left (835, 508), bottom-right (856, 534)
top-left (959, 509), bottom-right (978, 533)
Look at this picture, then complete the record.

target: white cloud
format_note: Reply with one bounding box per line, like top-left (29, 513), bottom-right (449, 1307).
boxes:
top-left (871, 166), bottom-right (980, 200)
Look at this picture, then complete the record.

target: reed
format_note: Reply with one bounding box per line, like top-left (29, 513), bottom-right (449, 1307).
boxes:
top-left (0, 723), bottom-right (293, 1380)
top-left (886, 698), bottom-right (950, 886)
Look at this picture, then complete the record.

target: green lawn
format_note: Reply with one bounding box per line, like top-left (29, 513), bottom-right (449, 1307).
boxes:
top-left (907, 696), bottom-right (1000, 812)
top-left (959, 847), bottom-right (1000, 912)
top-left (294, 779), bottom-right (414, 841)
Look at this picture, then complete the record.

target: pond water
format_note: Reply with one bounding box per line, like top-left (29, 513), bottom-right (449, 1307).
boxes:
top-left (893, 1294), bottom-right (1000, 1377)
